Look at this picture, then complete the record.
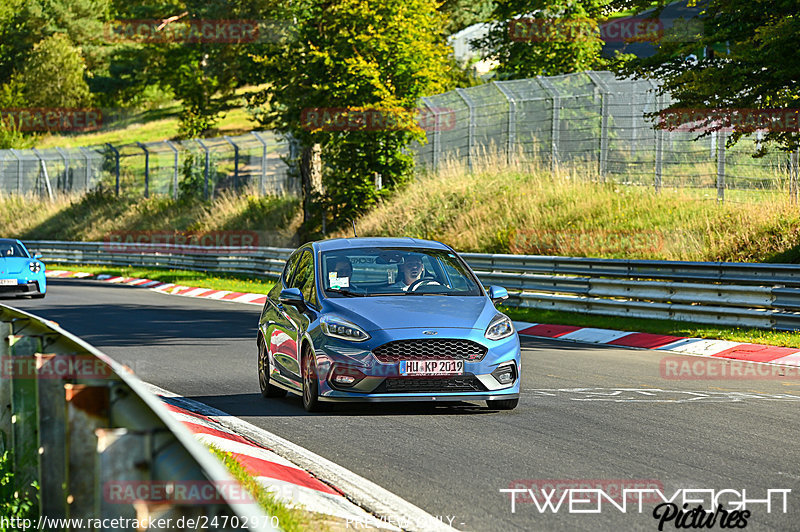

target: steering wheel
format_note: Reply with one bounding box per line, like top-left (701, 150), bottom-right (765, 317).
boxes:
top-left (407, 278), bottom-right (443, 292)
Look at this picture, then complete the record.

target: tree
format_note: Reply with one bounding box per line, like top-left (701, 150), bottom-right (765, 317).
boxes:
top-left (250, 0), bottom-right (456, 234)
top-left (617, 0), bottom-right (800, 151)
top-left (20, 33), bottom-right (92, 108)
top-left (475, 0), bottom-right (617, 78)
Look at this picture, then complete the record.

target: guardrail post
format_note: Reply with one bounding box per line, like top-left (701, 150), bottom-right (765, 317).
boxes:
top-left (106, 143), bottom-right (120, 196)
top-left (36, 353), bottom-right (68, 520)
top-left (137, 142), bottom-right (150, 198)
top-left (8, 326), bottom-right (42, 498)
top-left (494, 82), bottom-right (517, 165)
top-left (455, 88), bottom-right (476, 171)
top-left (716, 129), bottom-right (726, 202)
top-left (166, 141), bottom-right (179, 199)
top-left (195, 139), bottom-right (210, 199)
top-left (252, 132), bottom-right (268, 195)
top-left (537, 77), bottom-right (561, 172)
top-left (224, 136), bottom-right (240, 191)
top-left (65, 383), bottom-right (110, 520)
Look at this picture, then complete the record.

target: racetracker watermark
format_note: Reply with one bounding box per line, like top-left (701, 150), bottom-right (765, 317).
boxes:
top-left (661, 357), bottom-right (800, 380)
top-left (0, 108), bottom-right (102, 132)
top-left (104, 19), bottom-right (269, 43)
top-left (103, 480), bottom-right (253, 505)
top-left (2, 354), bottom-right (148, 379)
top-left (300, 107), bottom-right (456, 132)
top-left (659, 108), bottom-right (800, 133)
top-left (509, 17), bottom-right (702, 43)
top-left (509, 228), bottom-right (664, 256)
top-left (103, 231), bottom-right (260, 254)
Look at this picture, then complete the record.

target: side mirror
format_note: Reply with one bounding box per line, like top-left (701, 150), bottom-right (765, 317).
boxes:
top-left (487, 285), bottom-right (508, 304)
top-left (279, 287), bottom-right (306, 309)
top-left (33, 254), bottom-right (43, 260)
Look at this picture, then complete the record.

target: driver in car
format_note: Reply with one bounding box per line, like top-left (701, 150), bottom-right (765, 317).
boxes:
top-left (392, 253), bottom-right (427, 291)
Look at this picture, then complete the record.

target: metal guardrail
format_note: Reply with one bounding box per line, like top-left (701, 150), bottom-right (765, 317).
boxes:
top-left (26, 241), bottom-right (800, 331)
top-left (0, 303), bottom-right (276, 530)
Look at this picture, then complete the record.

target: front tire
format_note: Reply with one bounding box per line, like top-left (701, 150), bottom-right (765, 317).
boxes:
top-left (302, 350), bottom-right (324, 412)
top-left (487, 398), bottom-right (518, 410)
top-left (258, 337), bottom-right (286, 398)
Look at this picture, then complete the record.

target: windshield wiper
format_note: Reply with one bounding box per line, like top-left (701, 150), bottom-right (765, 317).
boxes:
top-left (326, 288), bottom-right (363, 297)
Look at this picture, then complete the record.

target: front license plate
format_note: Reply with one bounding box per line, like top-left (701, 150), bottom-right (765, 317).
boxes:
top-left (0, 279), bottom-right (17, 286)
top-left (399, 360), bottom-right (464, 376)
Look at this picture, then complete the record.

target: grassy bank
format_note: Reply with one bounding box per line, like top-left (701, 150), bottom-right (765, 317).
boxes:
top-left (0, 189), bottom-right (301, 248)
top-left (343, 157), bottom-right (800, 263)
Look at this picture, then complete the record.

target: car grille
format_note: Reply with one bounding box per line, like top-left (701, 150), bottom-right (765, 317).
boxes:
top-left (372, 339), bottom-right (487, 363)
top-left (376, 374), bottom-right (487, 394)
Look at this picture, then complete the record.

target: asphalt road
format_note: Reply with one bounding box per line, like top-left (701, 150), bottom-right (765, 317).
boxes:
top-left (11, 279), bottom-right (800, 531)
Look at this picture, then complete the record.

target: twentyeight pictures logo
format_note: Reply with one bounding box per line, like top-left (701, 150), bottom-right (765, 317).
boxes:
top-left (502, 482), bottom-right (790, 529)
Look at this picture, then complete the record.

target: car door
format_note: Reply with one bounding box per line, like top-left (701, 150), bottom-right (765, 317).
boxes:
top-left (266, 248), bottom-right (318, 384)
top-left (262, 250), bottom-right (303, 388)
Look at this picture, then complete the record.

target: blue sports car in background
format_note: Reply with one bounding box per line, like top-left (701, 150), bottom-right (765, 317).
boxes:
top-left (0, 239), bottom-right (46, 299)
top-left (257, 237), bottom-right (520, 412)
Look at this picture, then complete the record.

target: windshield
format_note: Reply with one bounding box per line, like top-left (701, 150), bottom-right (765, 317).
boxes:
top-left (0, 241), bottom-right (28, 258)
top-left (320, 247), bottom-right (482, 297)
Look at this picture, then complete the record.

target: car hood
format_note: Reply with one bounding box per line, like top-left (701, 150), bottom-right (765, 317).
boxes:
top-left (324, 296), bottom-right (499, 331)
top-left (0, 257), bottom-right (29, 275)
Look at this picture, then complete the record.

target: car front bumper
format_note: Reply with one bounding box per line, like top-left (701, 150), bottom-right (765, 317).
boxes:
top-left (0, 279), bottom-right (45, 297)
top-left (312, 327), bottom-right (521, 402)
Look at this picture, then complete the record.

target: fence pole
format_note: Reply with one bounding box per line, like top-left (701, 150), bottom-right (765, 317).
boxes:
top-left (252, 132), bottom-right (268, 195)
top-left (493, 82), bottom-right (517, 165)
top-left (420, 97), bottom-right (440, 171)
top-left (586, 72), bottom-right (609, 179)
top-left (32, 149), bottom-right (54, 202)
top-left (9, 149), bottom-right (22, 194)
top-left (78, 147), bottom-right (91, 193)
top-left (455, 89), bottom-right (476, 171)
top-left (106, 143), bottom-right (120, 196)
top-left (136, 142), bottom-right (149, 198)
top-left (716, 129), bottom-right (726, 202)
top-left (55, 147), bottom-right (70, 192)
top-left (166, 141), bottom-right (179, 199)
top-left (537, 77), bottom-right (560, 173)
top-left (790, 148), bottom-right (798, 204)
top-left (195, 139), bottom-right (210, 199)
top-left (224, 136), bottom-right (240, 191)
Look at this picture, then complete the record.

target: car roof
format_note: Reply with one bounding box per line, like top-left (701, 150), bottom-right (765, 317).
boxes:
top-left (313, 237), bottom-right (451, 253)
top-left (0, 239), bottom-right (22, 244)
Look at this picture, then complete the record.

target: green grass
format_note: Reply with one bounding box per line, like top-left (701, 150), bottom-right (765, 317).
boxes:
top-left (501, 306), bottom-right (800, 349)
top-left (35, 85), bottom-right (265, 149)
top-left (206, 446), bottom-right (329, 532)
top-left (49, 263), bottom-right (275, 294)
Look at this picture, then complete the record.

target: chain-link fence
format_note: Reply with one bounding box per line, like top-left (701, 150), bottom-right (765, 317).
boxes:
top-left (416, 71), bottom-right (800, 202)
top-left (0, 131), bottom-right (298, 199)
top-left (3, 72), bottom-right (799, 203)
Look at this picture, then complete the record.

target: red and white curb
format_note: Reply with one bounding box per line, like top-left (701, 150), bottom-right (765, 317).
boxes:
top-left (149, 385), bottom-right (457, 532)
top-left (45, 269), bottom-right (94, 279)
top-left (513, 321), bottom-right (800, 368)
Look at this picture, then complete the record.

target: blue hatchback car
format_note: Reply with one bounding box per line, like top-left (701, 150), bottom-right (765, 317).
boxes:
top-left (0, 239), bottom-right (46, 299)
top-left (257, 237), bottom-right (520, 412)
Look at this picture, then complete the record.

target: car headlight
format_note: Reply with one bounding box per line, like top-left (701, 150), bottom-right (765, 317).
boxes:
top-left (28, 262), bottom-right (41, 274)
top-left (485, 313), bottom-right (513, 340)
top-left (320, 316), bottom-right (371, 342)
